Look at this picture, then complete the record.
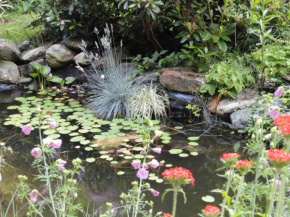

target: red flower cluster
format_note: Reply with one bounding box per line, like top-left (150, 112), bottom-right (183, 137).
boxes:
top-left (163, 213), bottom-right (172, 217)
top-left (203, 205), bottom-right (221, 216)
top-left (162, 167), bottom-right (195, 186)
top-left (267, 149), bottom-right (290, 168)
top-left (273, 115), bottom-right (290, 136)
top-left (236, 160), bottom-right (254, 168)
top-left (222, 153), bottom-right (241, 160)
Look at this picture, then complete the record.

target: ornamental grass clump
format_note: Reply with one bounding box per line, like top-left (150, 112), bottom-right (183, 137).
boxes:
top-left (77, 25), bottom-right (167, 120)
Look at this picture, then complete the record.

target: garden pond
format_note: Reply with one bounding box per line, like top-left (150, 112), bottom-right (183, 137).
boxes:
top-left (0, 90), bottom-right (245, 217)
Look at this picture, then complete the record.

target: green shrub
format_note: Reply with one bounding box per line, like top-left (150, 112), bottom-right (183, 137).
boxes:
top-left (201, 54), bottom-right (255, 99)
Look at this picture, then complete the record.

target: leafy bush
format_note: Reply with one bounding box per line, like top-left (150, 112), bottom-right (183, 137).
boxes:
top-left (201, 55), bottom-right (255, 99)
top-left (251, 44), bottom-right (290, 81)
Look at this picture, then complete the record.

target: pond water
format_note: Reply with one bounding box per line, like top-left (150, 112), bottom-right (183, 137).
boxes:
top-left (0, 90), bottom-right (245, 217)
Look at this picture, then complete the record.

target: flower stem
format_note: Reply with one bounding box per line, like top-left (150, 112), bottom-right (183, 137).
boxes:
top-left (234, 175), bottom-right (244, 214)
top-left (275, 168), bottom-right (287, 217)
top-left (172, 187), bottom-right (178, 217)
top-left (221, 168), bottom-right (233, 217)
top-left (133, 178), bottom-right (143, 217)
top-left (38, 117), bottom-right (57, 217)
top-left (267, 169), bottom-right (278, 216)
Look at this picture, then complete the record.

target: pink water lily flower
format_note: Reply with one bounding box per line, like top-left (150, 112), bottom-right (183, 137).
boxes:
top-left (31, 147), bottom-right (42, 158)
top-left (151, 189), bottom-right (160, 197)
top-left (60, 20), bottom-right (65, 25)
top-left (56, 159), bottom-right (67, 171)
top-left (47, 118), bottom-right (57, 129)
top-left (48, 139), bottom-right (62, 149)
top-left (35, 106), bottom-right (41, 112)
top-left (149, 159), bottom-right (159, 169)
top-left (22, 124), bottom-right (32, 135)
top-left (29, 189), bottom-right (39, 203)
top-left (153, 147), bottom-right (162, 154)
top-left (137, 168), bottom-right (149, 180)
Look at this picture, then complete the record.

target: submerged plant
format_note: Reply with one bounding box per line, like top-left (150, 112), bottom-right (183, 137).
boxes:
top-left (77, 25), bottom-right (167, 120)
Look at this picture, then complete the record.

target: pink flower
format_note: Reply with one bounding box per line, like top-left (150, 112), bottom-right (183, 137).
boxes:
top-left (31, 147), bottom-right (42, 158)
top-left (47, 118), bottom-right (57, 129)
top-left (274, 88), bottom-right (283, 98)
top-left (268, 109), bottom-right (280, 118)
top-left (151, 189), bottom-right (160, 197)
top-left (43, 137), bottom-right (53, 146)
top-left (29, 189), bottom-right (39, 203)
top-left (149, 159), bottom-right (159, 169)
top-left (153, 147), bottom-right (162, 154)
top-left (131, 161), bottom-right (141, 169)
top-left (51, 86), bottom-right (57, 90)
top-left (48, 139), bottom-right (62, 149)
top-left (22, 124), bottom-right (32, 135)
top-left (137, 168), bottom-right (149, 180)
top-left (56, 159), bottom-right (66, 171)
top-left (45, 17), bottom-right (50, 21)
top-left (60, 20), bottom-right (65, 25)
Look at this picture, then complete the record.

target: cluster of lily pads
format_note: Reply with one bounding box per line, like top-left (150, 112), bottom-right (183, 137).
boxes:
top-left (4, 94), bottom-right (200, 176)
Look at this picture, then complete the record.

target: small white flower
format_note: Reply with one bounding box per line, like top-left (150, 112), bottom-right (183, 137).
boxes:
top-left (101, 74), bottom-right (105, 79)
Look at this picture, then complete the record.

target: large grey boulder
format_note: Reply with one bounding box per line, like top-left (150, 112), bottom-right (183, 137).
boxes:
top-left (46, 44), bottom-right (75, 68)
top-left (18, 59), bottom-right (46, 76)
top-left (64, 37), bottom-right (93, 51)
top-left (18, 40), bottom-right (31, 52)
top-left (74, 52), bottom-right (91, 66)
top-left (217, 89), bottom-right (259, 118)
top-left (0, 39), bottom-right (21, 62)
top-left (159, 68), bottom-right (205, 93)
top-left (230, 108), bottom-right (252, 129)
top-left (0, 61), bottom-right (20, 83)
top-left (20, 45), bottom-right (50, 62)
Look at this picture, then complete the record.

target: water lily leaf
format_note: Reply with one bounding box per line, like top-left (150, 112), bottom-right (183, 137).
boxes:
top-left (111, 161), bottom-right (118, 165)
top-left (43, 129), bottom-right (56, 135)
top-left (149, 176), bottom-right (158, 180)
top-left (175, 126), bottom-right (183, 130)
top-left (165, 164), bottom-right (173, 167)
top-left (133, 147), bottom-right (144, 151)
top-left (49, 134), bottom-right (61, 139)
top-left (190, 152), bottom-right (198, 156)
top-left (86, 158), bottom-right (96, 163)
top-left (80, 140), bottom-right (90, 145)
top-left (75, 145), bottom-right (80, 149)
top-left (134, 154), bottom-right (145, 159)
top-left (79, 129), bottom-right (89, 133)
top-left (117, 171), bottom-right (125, 175)
top-left (156, 179), bottom-right (163, 183)
top-left (188, 137), bottom-right (199, 141)
top-left (70, 136), bottom-right (86, 142)
top-left (169, 149), bottom-right (183, 154)
top-left (202, 195), bottom-right (215, 202)
top-left (59, 130), bottom-right (72, 134)
top-left (124, 156), bottom-right (133, 160)
top-left (179, 153), bottom-right (189, 157)
top-left (188, 142), bottom-right (199, 146)
top-left (100, 155), bottom-right (110, 159)
top-left (85, 147), bottom-right (93, 151)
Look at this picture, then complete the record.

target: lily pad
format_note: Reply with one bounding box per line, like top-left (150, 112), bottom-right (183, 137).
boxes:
top-left (202, 195), bottom-right (215, 203)
top-left (169, 149), bottom-right (183, 155)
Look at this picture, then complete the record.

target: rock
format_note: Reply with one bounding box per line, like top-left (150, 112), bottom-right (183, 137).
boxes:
top-left (17, 40), bottom-right (30, 52)
top-left (64, 37), bottom-right (93, 51)
top-left (230, 108), bottom-right (253, 129)
top-left (0, 83), bottom-right (15, 92)
top-left (90, 134), bottom-right (140, 151)
top-left (74, 52), bottom-right (91, 66)
top-left (0, 39), bottom-right (21, 62)
top-left (134, 72), bottom-right (159, 84)
top-left (217, 89), bottom-right (259, 118)
top-left (51, 64), bottom-right (87, 83)
top-left (46, 44), bottom-right (75, 68)
top-left (159, 68), bottom-right (205, 93)
top-left (18, 77), bottom-right (32, 84)
top-left (20, 45), bottom-right (50, 62)
top-left (0, 61), bottom-right (20, 83)
top-left (18, 59), bottom-right (46, 76)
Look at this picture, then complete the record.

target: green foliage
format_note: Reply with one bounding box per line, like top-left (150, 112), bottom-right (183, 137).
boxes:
top-left (132, 50), bottom-right (181, 77)
top-left (201, 55), bottom-right (255, 99)
top-left (186, 104), bottom-right (201, 118)
top-left (251, 44), bottom-right (290, 81)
